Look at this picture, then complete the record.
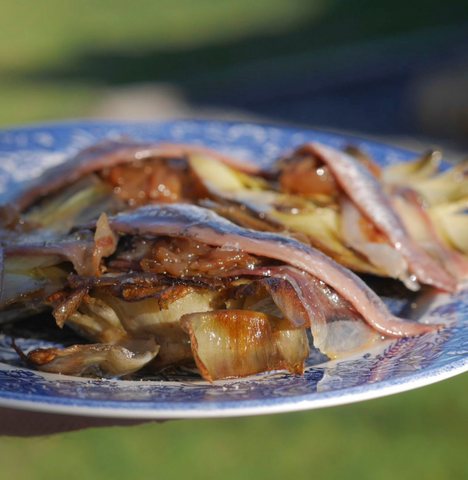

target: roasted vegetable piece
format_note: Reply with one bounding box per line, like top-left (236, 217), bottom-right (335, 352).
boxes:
top-left (181, 310), bottom-right (309, 382)
top-left (17, 340), bottom-right (159, 377)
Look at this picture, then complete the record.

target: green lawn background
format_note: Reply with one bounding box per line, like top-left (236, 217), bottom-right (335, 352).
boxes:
top-left (2, 376), bottom-right (468, 480)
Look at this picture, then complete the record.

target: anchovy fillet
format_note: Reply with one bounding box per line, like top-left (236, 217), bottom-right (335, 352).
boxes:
top-left (107, 204), bottom-right (440, 337)
top-left (298, 142), bottom-right (456, 292)
top-left (11, 140), bottom-right (262, 210)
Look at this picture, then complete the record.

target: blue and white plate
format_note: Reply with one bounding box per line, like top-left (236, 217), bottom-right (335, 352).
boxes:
top-left (0, 119), bottom-right (467, 419)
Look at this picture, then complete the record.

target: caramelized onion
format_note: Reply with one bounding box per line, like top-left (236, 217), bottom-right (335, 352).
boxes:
top-left (181, 310), bottom-right (309, 382)
top-left (383, 150), bottom-right (442, 185)
top-left (278, 155), bottom-right (339, 199)
top-left (135, 237), bottom-right (262, 277)
top-left (20, 340), bottom-right (159, 377)
top-left (99, 158), bottom-right (207, 206)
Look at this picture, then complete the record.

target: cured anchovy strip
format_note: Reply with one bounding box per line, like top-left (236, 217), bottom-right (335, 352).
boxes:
top-left (296, 143), bottom-right (457, 292)
top-left (11, 139), bottom-right (262, 211)
top-left (2, 227), bottom-right (112, 278)
top-left (339, 196), bottom-right (418, 290)
top-left (107, 204), bottom-right (440, 337)
top-left (220, 265), bottom-right (382, 356)
top-left (391, 187), bottom-right (468, 282)
top-left (3, 233), bottom-right (95, 275)
top-left (0, 215), bottom-right (117, 313)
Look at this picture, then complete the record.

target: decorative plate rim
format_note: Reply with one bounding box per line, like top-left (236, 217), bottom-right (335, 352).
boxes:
top-left (0, 118), bottom-right (466, 419)
top-left (0, 357), bottom-right (467, 419)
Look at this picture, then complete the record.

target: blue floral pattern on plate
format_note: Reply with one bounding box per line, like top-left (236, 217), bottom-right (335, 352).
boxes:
top-left (0, 119), bottom-right (466, 419)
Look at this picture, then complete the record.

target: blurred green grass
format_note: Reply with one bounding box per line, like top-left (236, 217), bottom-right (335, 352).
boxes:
top-left (1, 374), bottom-right (468, 480)
top-left (0, 0), bottom-right (466, 126)
top-left (0, 0), bottom-right (324, 126)
top-left (0, 0), bottom-right (321, 72)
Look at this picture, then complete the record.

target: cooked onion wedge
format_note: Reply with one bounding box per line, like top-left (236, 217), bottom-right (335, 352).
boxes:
top-left (25, 175), bottom-right (125, 235)
top-left (382, 150), bottom-right (442, 185)
top-left (18, 340), bottom-right (159, 377)
top-left (429, 197), bottom-right (468, 255)
top-left (396, 160), bottom-right (468, 205)
top-left (181, 310), bottom-right (309, 382)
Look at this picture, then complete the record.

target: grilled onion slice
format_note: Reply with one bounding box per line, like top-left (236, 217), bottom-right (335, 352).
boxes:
top-left (18, 340), bottom-right (159, 377)
top-left (181, 310), bottom-right (309, 382)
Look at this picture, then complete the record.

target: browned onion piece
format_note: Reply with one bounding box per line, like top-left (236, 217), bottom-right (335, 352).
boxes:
top-left (92, 213), bottom-right (118, 276)
top-left (21, 340), bottom-right (159, 377)
top-left (51, 288), bottom-right (89, 328)
top-left (95, 289), bottom-right (220, 367)
top-left (181, 310), bottom-right (309, 382)
top-left (67, 295), bottom-right (129, 344)
top-left (64, 286), bottom-right (222, 368)
top-left (278, 155), bottom-right (339, 199)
